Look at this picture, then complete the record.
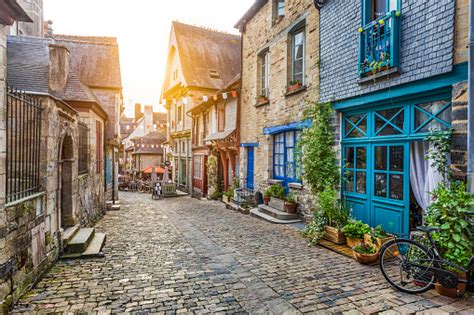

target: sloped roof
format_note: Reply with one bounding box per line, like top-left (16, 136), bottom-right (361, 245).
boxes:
top-left (7, 36), bottom-right (51, 94)
top-left (171, 22), bottom-right (241, 90)
top-left (7, 36), bottom-right (102, 105)
top-left (234, 0), bottom-right (267, 29)
top-left (54, 34), bottom-right (122, 89)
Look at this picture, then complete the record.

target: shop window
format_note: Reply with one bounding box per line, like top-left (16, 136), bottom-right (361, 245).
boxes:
top-left (343, 146), bottom-right (367, 194)
top-left (344, 113), bottom-right (368, 138)
top-left (374, 107), bottom-right (405, 136)
top-left (413, 100), bottom-right (451, 134)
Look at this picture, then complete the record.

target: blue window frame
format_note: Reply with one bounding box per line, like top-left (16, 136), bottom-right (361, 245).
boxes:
top-left (358, 0), bottom-right (401, 77)
top-left (273, 130), bottom-right (301, 185)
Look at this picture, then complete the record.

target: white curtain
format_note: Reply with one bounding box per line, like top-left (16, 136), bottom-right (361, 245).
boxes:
top-left (409, 141), bottom-right (443, 218)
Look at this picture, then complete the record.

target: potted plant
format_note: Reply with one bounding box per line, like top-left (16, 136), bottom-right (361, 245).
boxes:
top-left (263, 189), bottom-right (271, 205)
top-left (222, 188), bottom-right (233, 203)
top-left (284, 193), bottom-right (297, 214)
top-left (287, 80), bottom-right (302, 93)
top-left (319, 186), bottom-right (348, 244)
top-left (267, 184), bottom-right (286, 211)
top-left (352, 241), bottom-right (379, 265)
top-left (342, 219), bottom-right (370, 248)
top-left (257, 94), bottom-right (269, 104)
top-left (364, 225), bottom-right (393, 252)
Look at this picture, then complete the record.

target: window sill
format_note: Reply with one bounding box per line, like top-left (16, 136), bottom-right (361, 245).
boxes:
top-left (285, 85), bottom-right (307, 97)
top-left (268, 179), bottom-right (283, 185)
top-left (288, 182), bottom-right (303, 190)
top-left (357, 67), bottom-right (400, 84)
top-left (255, 99), bottom-right (270, 107)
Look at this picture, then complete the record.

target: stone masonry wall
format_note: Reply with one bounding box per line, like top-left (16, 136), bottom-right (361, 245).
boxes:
top-left (239, 0), bottom-right (320, 219)
top-left (319, 0), bottom-right (456, 103)
top-left (451, 81), bottom-right (469, 174)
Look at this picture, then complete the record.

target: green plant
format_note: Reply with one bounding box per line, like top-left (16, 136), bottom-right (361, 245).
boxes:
top-left (342, 219), bottom-right (370, 239)
top-left (267, 184), bottom-right (285, 199)
top-left (425, 181), bottom-right (474, 269)
top-left (289, 80), bottom-right (302, 86)
top-left (301, 210), bottom-right (327, 245)
top-left (318, 185), bottom-right (348, 229)
top-left (369, 225), bottom-right (389, 240)
top-left (425, 129), bottom-right (453, 182)
top-left (353, 242), bottom-right (376, 255)
top-left (285, 192), bottom-right (296, 204)
top-left (297, 102), bottom-right (339, 195)
top-left (264, 188), bottom-right (271, 198)
top-left (223, 188), bottom-right (233, 198)
top-left (210, 191), bottom-right (223, 200)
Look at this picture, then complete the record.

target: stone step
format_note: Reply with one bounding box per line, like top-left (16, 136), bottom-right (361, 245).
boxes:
top-left (62, 233), bottom-right (106, 259)
top-left (62, 224), bottom-right (80, 244)
top-left (250, 208), bottom-right (303, 224)
top-left (258, 204), bottom-right (299, 220)
top-left (66, 228), bottom-right (95, 254)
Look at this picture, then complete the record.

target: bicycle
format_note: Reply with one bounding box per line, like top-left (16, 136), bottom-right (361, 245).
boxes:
top-left (379, 214), bottom-right (474, 295)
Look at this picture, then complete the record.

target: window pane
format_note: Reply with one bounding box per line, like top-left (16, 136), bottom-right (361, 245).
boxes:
top-left (345, 147), bottom-right (354, 168)
top-left (373, 0), bottom-right (387, 19)
top-left (294, 60), bottom-right (303, 75)
top-left (375, 108), bottom-right (404, 135)
top-left (294, 32), bottom-right (303, 46)
top-left (389, 174), bottom-right (404, 200)
top-left (293, 73), bottom-right (303, 84)
top-left (344, 171), bottom-right (354, 192)
top-left (374, 173), bottom-right (387, 197)
top-left (278, 0), bottom-right (285, 16)
top-left (375, 146), bottom-right (387, 170)
top-left (295, 44), bottom-right (303, 59)
top-left (356, 147), bottom-right (366, 169)
top-left (414, 100), bottom-right (451, 133)
top-left (390, 146), bottom-right (404, 172)
top-left (345, 114), bottom-right (367, 138)
top-left (286, 132), bottom-right (294, 147)
top-left (356, 172), bottom-right (366, 194)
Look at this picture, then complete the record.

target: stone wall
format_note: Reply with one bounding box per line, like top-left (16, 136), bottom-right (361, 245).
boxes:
top-left (239, 0), bottom-right (320, 219)
top-left (319, 0), bottom-right (457, 103)
top-left (451, 81), bottom-right (469, 173)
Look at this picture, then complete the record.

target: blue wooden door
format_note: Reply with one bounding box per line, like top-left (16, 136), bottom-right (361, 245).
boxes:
top-left (370, 142), bottom-right (410, 235)
top-left (246, 147), bottom-right (254, 190)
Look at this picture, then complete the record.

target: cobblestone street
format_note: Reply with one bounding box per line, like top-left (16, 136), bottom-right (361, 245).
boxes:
top-left (12, 193), bottom-right (474, 314)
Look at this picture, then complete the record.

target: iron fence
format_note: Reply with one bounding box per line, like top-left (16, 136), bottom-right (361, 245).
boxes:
top-left (6, 87), bottom-right (43, 204)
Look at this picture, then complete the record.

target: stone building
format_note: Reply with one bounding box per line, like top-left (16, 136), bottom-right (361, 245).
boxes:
top-left (318, 0), bottom-right (470, 235)
top-left (7, 0), bottom-right (43, 37)
top-left (0, 0), bottom-right (32, 311)
top-left (187, 76), bottom-right (241, 198)
top-left (130, 131), bottom-right (167, 175)
top-left (54, 35), bottom-right (123, 207)
top-left (0, 34), bottom-right (108, 311)
top-left (161, 22), bottom-right (241, 193)
top-left (235, 0), bottom-right (320, 219)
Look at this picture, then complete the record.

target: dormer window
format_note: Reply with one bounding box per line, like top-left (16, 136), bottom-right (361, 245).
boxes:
top-left (209, 69), bottom-right (220, 79)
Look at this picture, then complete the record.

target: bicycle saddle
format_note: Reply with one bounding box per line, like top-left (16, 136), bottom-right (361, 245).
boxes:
top-left (416, 226), bottom-right (440, 233)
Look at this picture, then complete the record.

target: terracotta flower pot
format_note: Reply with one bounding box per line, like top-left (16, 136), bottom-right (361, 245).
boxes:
top-left (346, 237), bottom-right (362, 248)
top-left (323, 226), bottom-right (346, 245)
top-left (435, 272), bottom-right (467, 298)
top-left (287, 82), bottom-right (302, 93)
top-left (263, 196), bottom-right (270, 205)
top-left (352, 251), bottom-right (379, 265)
top-left (285, 202), bottom-right (297, 214)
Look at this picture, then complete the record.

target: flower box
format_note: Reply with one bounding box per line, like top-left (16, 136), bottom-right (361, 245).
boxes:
top-left (268, 197), bottom-right (286, 212)
top-left (323, 226), bottom-right (346, 245)
top-left (364, 234), bottom-right (393, 252)
top-left (346, 237), bottom-right (362, 248)
top-left (287, 82), bottom-right (302, 93)
top-left (257, 95), bottom-right (269, 104)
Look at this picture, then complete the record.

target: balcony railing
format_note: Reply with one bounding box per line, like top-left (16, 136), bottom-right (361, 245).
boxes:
top-left (358, 10), bottom-right (400, 78)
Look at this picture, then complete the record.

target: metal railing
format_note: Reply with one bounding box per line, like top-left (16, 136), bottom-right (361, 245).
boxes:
top-left (358, 11), bottom-right (400, 77)
top-left (6, 87), bottom-right (43, 204)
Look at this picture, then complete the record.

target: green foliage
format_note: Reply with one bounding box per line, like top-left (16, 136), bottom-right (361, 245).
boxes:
top-left (289, 80), bottom-right (302, 86)
top-left (342, 219), bottom-right (371, 239)
top-left (297, 102), bottom-right (339, 195)
top-left (266, 184), bottom-right (285, 199)
top-left (352, 242), bottom-right (376, 254)
top-left (425, 181), bottom-right (474, 268)
top-left (369, 225), bottom-right (389, 240)
top-left (425, 129), bottom-right (453, 182)
top-left (318, 186), bottom-right (348, 229)
top-left (223, 188), bottom-right (234, 198)
top-left (301, 211), bottom-right (327, 245)
top-left (285, 192), bottom-right (296, 204)
top-left (210, 191), bottom-right (223, 200)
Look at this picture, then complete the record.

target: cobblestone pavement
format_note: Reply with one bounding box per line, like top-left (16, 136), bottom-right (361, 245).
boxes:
top-left (12, 193), bottom-right (474, 314)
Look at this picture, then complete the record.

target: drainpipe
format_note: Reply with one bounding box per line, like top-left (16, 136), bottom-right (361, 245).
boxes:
top-left (468, 0), bottom-right (474, 192)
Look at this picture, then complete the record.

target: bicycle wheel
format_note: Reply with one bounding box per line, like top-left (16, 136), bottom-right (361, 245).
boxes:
top-left (379, 239), bottom-right (435, 294)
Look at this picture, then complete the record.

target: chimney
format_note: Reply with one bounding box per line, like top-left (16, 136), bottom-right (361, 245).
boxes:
top-left (134, 103), bottom-right (143, 122)
top-left (144, 105), bottom-right (153, 132)
top-left (44, 20), bottom-right (53, 38)
top-left (48, 44), bottom-right (69, 92)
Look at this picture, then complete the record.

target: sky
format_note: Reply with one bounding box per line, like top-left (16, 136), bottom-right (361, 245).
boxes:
top-left (44, 0), bottom-right (254, 117)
